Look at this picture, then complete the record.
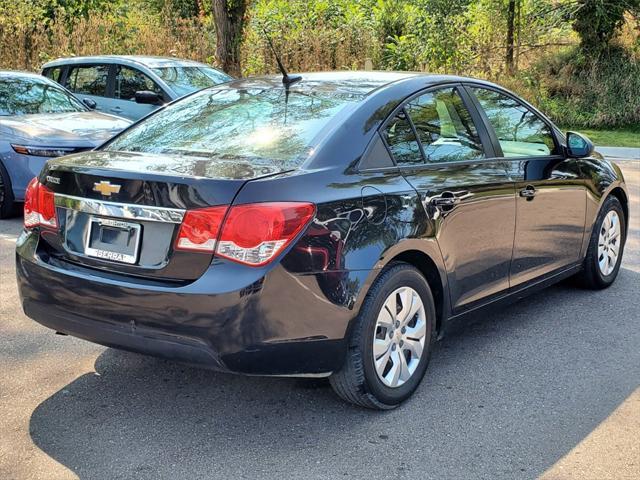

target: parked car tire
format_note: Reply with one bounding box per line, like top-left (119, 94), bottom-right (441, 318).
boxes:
top-left (577, 195), bottom-right (626, 289)
top-left (0, 161), bottom-right (15, 219)
top-left (330, 263), bottom-right (435, 409)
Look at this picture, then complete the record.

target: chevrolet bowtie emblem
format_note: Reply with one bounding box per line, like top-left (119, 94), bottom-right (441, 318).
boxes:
top-left (93, 181), bottom-right (121, 197)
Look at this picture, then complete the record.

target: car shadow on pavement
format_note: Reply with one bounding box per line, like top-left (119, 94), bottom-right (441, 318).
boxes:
top-left (28, 268), bottom-right (640, 480)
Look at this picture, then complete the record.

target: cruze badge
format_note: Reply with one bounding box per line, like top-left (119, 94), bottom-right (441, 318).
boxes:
top-left (93, 181), bottom-right (121, 197)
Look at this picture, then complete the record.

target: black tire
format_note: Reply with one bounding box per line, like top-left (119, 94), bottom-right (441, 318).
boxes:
top-left (329, 263), bottom-right (435, 409)
top-left (576, 195), bottom-right (626, 289)
top-left (0, 161), bottom-right (16, 219)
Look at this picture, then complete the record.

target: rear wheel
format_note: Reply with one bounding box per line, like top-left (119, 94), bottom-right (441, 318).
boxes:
top-left (0, 161), bottom-right (16, 219)
top-left (576, 195), bottom-right (626, 289)
top-left (330, 263), bottom-right (435, 409)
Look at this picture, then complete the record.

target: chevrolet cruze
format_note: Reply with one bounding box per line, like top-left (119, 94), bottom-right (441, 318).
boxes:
top-left (16, 72), bottom-right (628, 409)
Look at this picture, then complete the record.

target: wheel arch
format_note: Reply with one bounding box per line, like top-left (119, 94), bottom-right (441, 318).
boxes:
top-left (350, 241), bottom-right (450, 341)
top-left (391, 250), bottom-right (447, 338)
top-left (609, 186), bottom-right (629, 232)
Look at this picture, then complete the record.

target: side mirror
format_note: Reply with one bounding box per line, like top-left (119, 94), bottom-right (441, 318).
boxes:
top-left (82, 98), bottom-right (97, 110)
top-left (134, 90), bottom-right (162, 105)
top-left (566, 131), bottom-right (594, 158)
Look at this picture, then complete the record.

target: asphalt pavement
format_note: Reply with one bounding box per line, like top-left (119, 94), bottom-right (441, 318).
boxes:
top-left (0, 157), bottom-right (638, 480)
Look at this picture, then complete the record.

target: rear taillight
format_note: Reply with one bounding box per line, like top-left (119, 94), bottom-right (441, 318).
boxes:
top-left (217, 202), bottom-right (316, 266)
top-left (174, 202), bottom-right (315, 266)
top-left (24, 178), bottom-right (58, 229)
top-left (175, 206), bottom-right (227, 252)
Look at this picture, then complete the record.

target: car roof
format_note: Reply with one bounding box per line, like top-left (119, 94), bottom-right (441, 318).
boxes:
top-left (0, 71), bottom-right (59, 85)
top-left (216, 71), bottom-right (496, 97)
top-left (41, 55), bottom-right (211, 69)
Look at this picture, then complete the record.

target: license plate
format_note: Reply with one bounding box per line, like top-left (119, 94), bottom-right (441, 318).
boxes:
top-left (84, 217), bottom-right (141, 264)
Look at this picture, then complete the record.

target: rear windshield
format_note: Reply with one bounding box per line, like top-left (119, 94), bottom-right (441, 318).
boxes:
top-left (105, 87), bottom-right (360, 166)
top-left (152, 66), bottom-right (232, 96)
top-left (0, 77), bottom-right (86, 116)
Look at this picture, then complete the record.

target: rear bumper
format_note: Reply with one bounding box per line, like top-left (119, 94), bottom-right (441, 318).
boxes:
top-left (16, 230), bottom-right (370, 376)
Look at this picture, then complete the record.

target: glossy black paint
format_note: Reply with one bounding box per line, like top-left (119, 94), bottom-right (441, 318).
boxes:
top-left (16, 72), bottom-right (628, 376)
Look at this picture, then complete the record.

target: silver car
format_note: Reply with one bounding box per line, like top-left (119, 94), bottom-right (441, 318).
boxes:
top-left (0, 71), bottom-right (131, 217)
top-left (42, 55), bottom-right (233, 121)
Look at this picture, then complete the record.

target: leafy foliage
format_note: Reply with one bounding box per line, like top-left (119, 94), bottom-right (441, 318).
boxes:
top-left (0, 0), bottom-right (638, 128)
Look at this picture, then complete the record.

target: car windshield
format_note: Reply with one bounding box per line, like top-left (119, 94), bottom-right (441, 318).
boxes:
top-left (105, 87), bottom-right (361, 166)
top-left (0, 77), bottom-right (86, 116)
top-left (152, 66), bottom-right (232, 96)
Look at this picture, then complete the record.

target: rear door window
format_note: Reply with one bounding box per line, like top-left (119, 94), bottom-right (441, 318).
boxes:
top-left (382, 111), bottom-right (423, 166)
top-left (405, 87), bottom-right (484, 163)
top-left (43, 67), bottom-right (63, 83)
top-left (470, 87), bottom-right (558, 157)
top-left (114, 66), bottom-right (164, 102)
top-left (65, 65), bottom-right (109, 97)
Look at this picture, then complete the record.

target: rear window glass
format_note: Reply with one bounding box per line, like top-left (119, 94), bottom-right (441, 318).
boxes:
top-left (152, 66), bottom-right (232, 97)
top-left (105, 87), bottom-right (360, 166)
top-left (0, 77), bottom-right (85, 116)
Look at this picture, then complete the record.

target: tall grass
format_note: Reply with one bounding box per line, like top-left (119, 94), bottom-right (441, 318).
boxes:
top-left (0, 10), bottom-right (216, 71)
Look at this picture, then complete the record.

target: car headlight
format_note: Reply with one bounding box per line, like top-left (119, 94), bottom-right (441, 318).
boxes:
top-left (11, 144), bottom-right (77, 157)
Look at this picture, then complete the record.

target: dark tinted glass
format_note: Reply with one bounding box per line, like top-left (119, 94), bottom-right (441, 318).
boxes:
top-left (105, 87), bottom-right (360, 166)
top-left (0, 77), bottom-right (85, 116)
top-left (43, 67), bottom-right (63, 82)
top-left (383, 111), bottom-right (422, 165)
top-left (114, 66), bottom-right (163, 101)
top-left (66, 65), bottom-right (109, 97)
top-left (471, 87), bottom-right (557, 157)
top-left (405, 87), bottom-right (484, 163)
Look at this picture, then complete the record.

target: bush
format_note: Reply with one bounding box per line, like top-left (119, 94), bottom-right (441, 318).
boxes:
top-left (510, 45), bottom-right (640, 129)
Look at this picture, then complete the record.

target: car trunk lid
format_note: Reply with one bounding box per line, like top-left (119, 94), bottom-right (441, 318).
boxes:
top-left (38, 150), bottom-right (291, 281)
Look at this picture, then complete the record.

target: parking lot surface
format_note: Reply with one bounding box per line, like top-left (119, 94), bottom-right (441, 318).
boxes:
top-left (0, 158), bottom-right (638, 480)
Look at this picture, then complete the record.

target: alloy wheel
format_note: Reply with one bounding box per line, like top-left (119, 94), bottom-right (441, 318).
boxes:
top-left (373, 286), bottom-right (427, 388)
top-left (598, 210), bottom-right (621, 276)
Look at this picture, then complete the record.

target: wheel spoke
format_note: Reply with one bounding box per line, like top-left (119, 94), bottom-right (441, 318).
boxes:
top-left (386, 293), bottom-right (397, 321)
top-left (388, 350), bottom-right (402, 387)
top-left (376, 305), bottom-right (394, 330)
top-left (402, 337), bottom-right (423, 360)
top-left (398, 351), bottom-right (411, 383)
top-left (599, 254), bottom-right (609, 275)
top-left (373, 338), bottom-right (391, 359)
top-left (375, 348), bottom-right (391, 377)
top-left (405, 318), bottom-right (426, 341)
top-left (395, 288), bottom-right (411, 323)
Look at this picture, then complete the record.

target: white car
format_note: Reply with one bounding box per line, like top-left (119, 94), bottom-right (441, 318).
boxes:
top-left (42, 55), bottom-right (233, 121)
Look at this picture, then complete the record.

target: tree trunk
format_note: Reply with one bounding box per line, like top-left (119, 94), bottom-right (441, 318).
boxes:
top-left (506, 0), bottom-right (516, 74)
top-left (212, 0), bottom-right (248, 76)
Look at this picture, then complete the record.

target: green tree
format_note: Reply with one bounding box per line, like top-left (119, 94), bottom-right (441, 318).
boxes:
top-left (572, 0), bottom-right (640, 55)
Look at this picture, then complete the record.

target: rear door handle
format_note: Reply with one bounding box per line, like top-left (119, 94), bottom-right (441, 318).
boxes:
top-left (519, 185), bottom-right (537, 199)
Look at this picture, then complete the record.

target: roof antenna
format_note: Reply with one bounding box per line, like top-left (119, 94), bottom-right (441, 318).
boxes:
top-left (261, 27), bottom-right (302, 88)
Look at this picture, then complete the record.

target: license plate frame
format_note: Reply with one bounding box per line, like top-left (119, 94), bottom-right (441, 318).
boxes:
top-left (84, 217), bottom-right (142, 265)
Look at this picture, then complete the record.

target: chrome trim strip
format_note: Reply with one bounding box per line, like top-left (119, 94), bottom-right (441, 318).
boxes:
top-left (54, 194), bottom-right (185, 223)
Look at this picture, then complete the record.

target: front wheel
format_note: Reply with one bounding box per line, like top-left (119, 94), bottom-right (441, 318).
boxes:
top-left (330, 263), bottom-right (435, 409)
top-left (576, 195), bottom-right (626, 289)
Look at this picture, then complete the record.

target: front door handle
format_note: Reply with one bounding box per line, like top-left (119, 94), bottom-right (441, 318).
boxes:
top-left (110, 106), bottom-right (123, 113)
top-left (519, 185), bottom-right (537, 199)
top-left (430, 191), bottom-right (461, 208)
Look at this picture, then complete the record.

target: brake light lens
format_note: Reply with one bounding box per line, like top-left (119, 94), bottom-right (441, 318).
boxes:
top-left (24, 178), bottom-right (58, 229)
top-left (175, 206), bottom-right (227, 252)
top-left (174, 202), bottom-right (316, 266)
top-left (217, 202), bottom-right (315, 266)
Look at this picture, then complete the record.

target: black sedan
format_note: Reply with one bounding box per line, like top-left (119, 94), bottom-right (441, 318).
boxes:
top-left (16, 72), bottom-right (628, 409)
